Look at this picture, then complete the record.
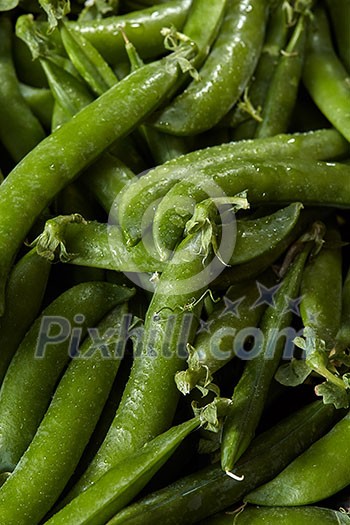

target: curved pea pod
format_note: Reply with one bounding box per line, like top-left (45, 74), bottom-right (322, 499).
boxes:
top-left (68, 0), bottom-right (192, 64)
top-left (0, 282), bottom-right (134, 473)
top-left (32, 202), bottom-right (304, 276)
top-left (45, 418), bottom-right (200, 525)
top-left (0, 17), bottom-right (45, 162)
top-left (175, 272), bottom-right (275, 394)
top-left (152, 158), bottom-right (350, 260)
top-left (0, 37), bottom-right (196, 316)
top-left (118, 129), bottom-right (350, 247)
top-left (336, 265), bottom-right (350, 351)
top-left (204, 506), bottom-right (350, 524)
top-left (0, 249), bottom-right (51, 385)
top-left (303, 6), bottom-right (350, 142)
top-left (245, 408), bottom-right (350, 506)
top-left (221, 243), bottom-right (311, 473)
top-left (0, 304), bottom-right (131, 525)
top-left (300, 226), bottom-right (343, 348)
top-left (151, 0), bottom-right (268, 135)
top-left (62, 228), bottom-right (216, 502)
top-left (106, 400), bottom-right (338, 525)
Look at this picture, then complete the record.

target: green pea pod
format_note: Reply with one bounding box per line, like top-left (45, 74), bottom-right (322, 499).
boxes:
top-left (117, 128), bottom-right (350, 246)
top-left (213, 207), bottom-right (323, 290)
top-left (35, 47), bottom-right (145, 170)
top-left (51, 100), bottom-right (70, 131)
top-left (156, 0), bottom-right (228, 104)
top-left (18, 84), bottom-right (54, 130)
top-left (60, 22), bottom-right (118, 96)
top-left (182, 0), bottom-right (227, 67)
top-left (142, 126), bottom-right (189, 165)
top-left (0, 304), bottom-right (131, 525)
top-left (0, 17), bottom-right (45, 162)
top-left (67, 0), bottom-right (192, 64)
top-left (46, 418), bottom-right (200, 525)
top-left (25, 29), bottom-right (143, 175)
top-left (41, 58), bottom-right (94, 123)
top-left (121, 35), bottom-right (187, 167)
top-left (204, 506), bottom-right (350, 524)
top-left (325, 0), bottom-right (350, 73)
top-left (303, 6), bottom-right (350, 142)
top-left (63, 227), bottom-right (216, 503)
top-left (106, 400), bottom-right (337, 525)
top-left (221, 242), bottom-right (311, 472)
top-left (245, 407), bottom-right (350, 506)
top-left (152, 0), bottom-right (268, 135)
top-left (0, 282), bottom-right (134, 473)
top-left (0, 249), bottom-right (51, 386)
top-left (228, 0), bottom-right (289, 137)
top-left (81, 153), bottom-right (135, 213)
top-left (336, 264), bottom-right (350, 351)
top-left (152, 158), bottom-right (350, 260)
top-left (0, 38), bottom-right (196, 316)
top-left (255, 8), bottom-right (308, 138)
top-left (231, 203), bottom-right (304, 266)
top-left (175, 272), bottom-right (275, 395)
top-left (31, 202), bottom-right (303, 275)
top-left (300, 226), bottom-right (343, 347)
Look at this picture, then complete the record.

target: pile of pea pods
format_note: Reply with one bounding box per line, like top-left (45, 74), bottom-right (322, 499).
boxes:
top-left (0, 0), bottom-right (350, 523)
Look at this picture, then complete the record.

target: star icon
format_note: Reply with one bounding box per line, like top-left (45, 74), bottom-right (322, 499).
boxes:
top-left (250, 282), bottom-right (281, 310)
top-left (283, 295), bottom-right (303, 316)
top-left (307, 311), bottom-right (320, 325)
top-left (196, 318), bottom-right (214, 334)
top-left (219, 295), bottom-right (245, 319)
